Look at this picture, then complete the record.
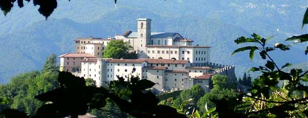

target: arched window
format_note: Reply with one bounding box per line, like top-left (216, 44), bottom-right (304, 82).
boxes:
top-left (158, 57), bottom-right (163, 59)
top-left (141, 22), bottom-right (144, 28)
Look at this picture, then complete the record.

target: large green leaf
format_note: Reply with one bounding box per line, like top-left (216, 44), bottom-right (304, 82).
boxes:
top-left (286, 34), bottom-right (308, 43)
top-left (249, 47), bottom-right (257, 60)
top-left (265, 61), bottom-right (275, 71)
top-left (234, 36), bottom-right (258, 44)
top-left (231, 46), bottom-right (258, 55)
top-left (274, 43), bottom-right (290, 51)
top-left (303, 8), bottom-right (308, 28)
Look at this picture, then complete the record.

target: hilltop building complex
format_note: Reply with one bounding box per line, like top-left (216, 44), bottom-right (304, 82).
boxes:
top-left (59, 18), bottom-right (235, 92)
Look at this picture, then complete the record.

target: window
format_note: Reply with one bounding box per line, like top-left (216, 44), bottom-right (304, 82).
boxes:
top-left (201, 51), bottom-right (203, 54)
top-left (98, 47), bottom-right (99, 50)
top-left (152, 50), bottom-right (155, 54)
top-left (132, 64), bottom-right (135, 66)
top-left (196, 58), bottom-right (198, 61)
top-left (175, 64), bottom-right (177, 67)
top-left (165, 40), bottom-right (167, 45)
top-left (141, 33), bottom-right (143, 38)
top-left (125, 69), bottom-right (127, 72)
top-left (141, 22), bottom-right (144, 28)
top-left (162, 51), bottom-right (164, 54)
top-left (67, 62), bottom-right (69, 65)
top-left (125, 64), bottom-right (127, 66)
top-left (157, 50), bottom-right (160, 54)
top-left (196, 51), bottom-right (198, 54)
top-left (175, 51), bottom-right (177, 54)
top-left (97, 52), bottom-right (99, 55)
top-left (182, 51), bottom-right (185, 54)
top-left (166, 51), bottom-right (169, 54)
top-left (117, 69), bottom-right (120, 72)
top-left (67, 58), bottom-right (70, 60)
top-left (148, 50), bottom-right (150, 53)
top-left (182, 57), bottom-right (184, 60)
top-left (187, 58), bottom-right (190, 61)
top-left (158, 40), bottom-right (160, 45)
top-left (157, 76), bottom-right (159, 79)
top-left (111, 69), bottom-right (112, 72)
top-left (171, 51), bottom-right (173, 54)
top-left (157, 70), bottom-right (159, 73)
top-left (161, 64), bottom-right (165, 66)
top-left (107, 69), bottom-right (109, 72)
top-left (73, 62), bottom-right (75, 65)
top-left (168, 64), bottom-right (170, 67)
top-left (166, 79), bottom-right (168, 81)
top-left (118, 63), bottom-right (120, 66)
top-left (175, 79), bottom-right (177, 81)
top-left (182, 64), bottom-right (184, 67)
top-left (182, 79), bottom-right (184, 81)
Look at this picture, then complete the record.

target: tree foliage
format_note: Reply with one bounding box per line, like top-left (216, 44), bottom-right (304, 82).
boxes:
top-left (225, 23), bottom-right (308, 117)
top-left (0, 54), bottom-right (59, 117)
top-left (104, 40), bottom-right (137, 59)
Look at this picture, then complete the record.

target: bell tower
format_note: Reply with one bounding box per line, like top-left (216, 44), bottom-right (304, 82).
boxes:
top-left (137, 18), bottom-right (151, 46)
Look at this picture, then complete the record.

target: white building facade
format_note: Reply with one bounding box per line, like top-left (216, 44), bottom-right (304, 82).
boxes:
top-left (59, 18), bottom-right (236, 92)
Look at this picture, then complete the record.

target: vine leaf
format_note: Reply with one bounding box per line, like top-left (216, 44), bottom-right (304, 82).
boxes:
top-left (281, 63), bottom-right (291, 69)
top-left (286, 34), bottom-right (308, 43)
top-left (249, 48), bottom-right (257, 60)
top-left (232, 46), bottom-right (258, 55)
top-left (303, 8), bottom-right (308, 28)
top-left (265, 61), bottom-right (275, 71)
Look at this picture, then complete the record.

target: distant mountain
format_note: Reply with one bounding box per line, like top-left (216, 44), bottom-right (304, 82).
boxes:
top-left (0, 0), bottom-right (306, 83)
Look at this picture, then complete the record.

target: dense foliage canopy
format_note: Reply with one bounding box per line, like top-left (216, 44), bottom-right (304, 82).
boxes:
top-left (103, 40), bottom-right (137, 59)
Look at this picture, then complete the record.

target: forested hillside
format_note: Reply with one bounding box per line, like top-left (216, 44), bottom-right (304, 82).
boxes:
top-left (0, 0), bottom-right (306, 83)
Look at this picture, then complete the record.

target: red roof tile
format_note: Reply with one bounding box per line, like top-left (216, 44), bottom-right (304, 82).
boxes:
top-left (145, 59), bottom-right (188, 64)
top-left (194, 74), bottom-right (213, 79)
top-left (186, 66), bottom-right (211, 70)
top-left (146, 45), bottom-right (210, 48)
top-left (109, 59), bottom-right (146, 63)
top-left (143, 66), bottom-right (167, 70)
top-left (122, 31), bottom-right (132, 37)
top-left (165, 70), bottom-right (188, 73)
top-left (59, 53), bottom-right (95, 58)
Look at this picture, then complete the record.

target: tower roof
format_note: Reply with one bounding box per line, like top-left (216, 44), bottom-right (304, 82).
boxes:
top-left (137, 18), bottom-right (152, 21)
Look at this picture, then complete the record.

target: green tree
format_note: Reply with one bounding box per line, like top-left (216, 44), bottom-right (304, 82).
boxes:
top-left (85, 78), bottom-right (96, 87)
top-left (197, 75), bottom-right (238, 115)
top-left (103, 40), bottom-right (137, 59)
top-left (42, 53), bottom-right (58, 73)
top-left (0, 54), bottom-right (60, 116)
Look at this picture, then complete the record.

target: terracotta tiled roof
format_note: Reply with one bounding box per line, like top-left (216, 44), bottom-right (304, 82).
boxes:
top-left (165, 70), bottom-right (188, 73)
top-left (143, 66), bottom-right (167, 70)
top-left (194, 74), bottom-right (213, 79)
top-left (186, 66), bottom-right (211, 70)
top-left (59, 53), bottom-right (95, 58)
top-left (145, 59), bottom-right (188, 64)
top-left (109, 59), bottom-right (146, 63)
top-left (146, 45), bottom-right (210, 48)
top-left (122, 31), bottom-right (132, 37)
top-left (174, 37), bottom-right (194, 42)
